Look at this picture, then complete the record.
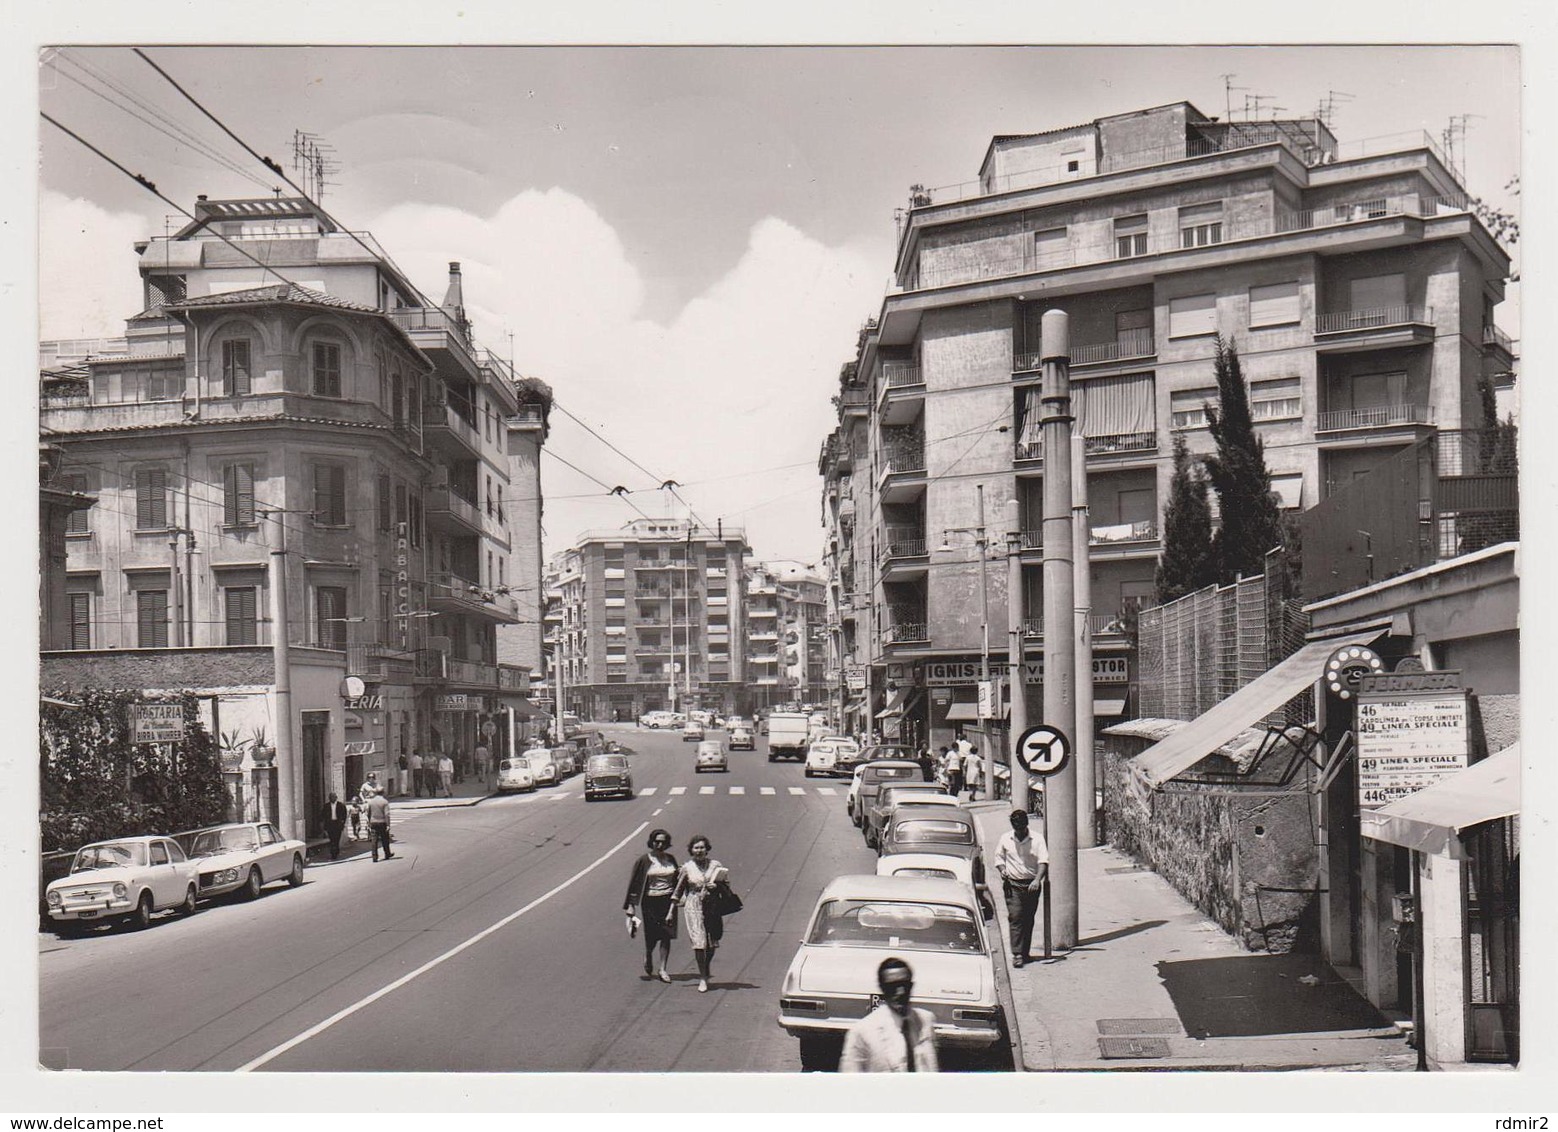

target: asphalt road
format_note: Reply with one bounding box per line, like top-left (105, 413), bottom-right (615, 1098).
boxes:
top-left (41, 725), bottom-right (969, 1073)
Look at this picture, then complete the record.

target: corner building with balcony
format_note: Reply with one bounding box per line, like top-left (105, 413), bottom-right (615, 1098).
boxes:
top-left (820, 101), bottom-right (1511, 751)
top-left (550, 519), bottom-right (751, 722)
top-left (39, 196), bottom-right (544, 841)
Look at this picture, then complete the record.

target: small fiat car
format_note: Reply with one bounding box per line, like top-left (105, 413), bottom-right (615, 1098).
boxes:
top-left (496, 756), bottom-right (537, 793)
top-left (45, 836), bottom-right (200, 932)
top-left (186, 821), bottom-right (307, 900)
top-left (681, 720), bottom-right (706, 743)
top-left (525, 748), bottom-right (559, 787)
top-left (803, 740), bottom-right (838, 779)
top-left (728, 726), bottom-right (755, 751)
top-left (584, 753), bottom-right (634, 800)
top-left (695, 740), bottom-right (728, 773)
top-left (777, 874), bottom-right (1002, 1071)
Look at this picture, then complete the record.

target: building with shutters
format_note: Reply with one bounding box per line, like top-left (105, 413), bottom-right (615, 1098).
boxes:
top-left (819, 100), bottom-right (1513, 755)
top-left (38, 196), bottom-right (544, 841)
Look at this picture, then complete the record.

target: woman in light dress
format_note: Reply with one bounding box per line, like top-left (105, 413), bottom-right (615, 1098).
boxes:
top-left (671, 834), bottom-right (729, 993)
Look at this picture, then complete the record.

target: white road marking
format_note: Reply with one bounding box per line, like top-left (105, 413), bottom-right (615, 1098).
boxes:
top-left (549, 793), bottom-right (571, 801)
top-left (816, 787), bottom-right (838, 795)
top-left (638, 787), bottom-right (658, 796)
top-left (236, 819), bottom-right (651, 1072)
top-left (669, 787), bottom-right (687, 796)
top-left (729, 786), bottom-right (745, 795)
top-left (788, 787), bottom-right (806, 796)
top-left (698, 786), bottom-right (715, 795)
top-left (759, 787), bottom-right (775, 795)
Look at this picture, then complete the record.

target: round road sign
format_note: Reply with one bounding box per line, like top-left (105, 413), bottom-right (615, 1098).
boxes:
top-left (1015, 724), bottom-right (1071, 776)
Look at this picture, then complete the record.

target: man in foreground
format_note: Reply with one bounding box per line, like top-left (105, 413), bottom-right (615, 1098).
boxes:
top-left (839, 958), bottom-right (939, 1072)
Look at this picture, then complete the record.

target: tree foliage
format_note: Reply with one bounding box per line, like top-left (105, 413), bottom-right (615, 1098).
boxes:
top-left (1203, 336), bottom-right (1284, 583)
top-left (1155, 434), bottom-right (1216, 603)
top-left (39, 689), bottom-right (228, 852)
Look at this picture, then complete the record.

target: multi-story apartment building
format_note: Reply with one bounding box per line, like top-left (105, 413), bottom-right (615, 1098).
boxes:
top-left (821, 101), bottom-right (1512, 752)
top-left (757, 559), bottom-right (831, 708)
top-left (39, 195), bottom-right (547, 839)
top-left (743, 564), bottom-right (790, 711)
top-left (551, 519), bottom-right (751, 721)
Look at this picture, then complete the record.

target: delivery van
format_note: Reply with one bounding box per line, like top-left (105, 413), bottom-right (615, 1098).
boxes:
top-left (766, 711), bottom-right (811, 762)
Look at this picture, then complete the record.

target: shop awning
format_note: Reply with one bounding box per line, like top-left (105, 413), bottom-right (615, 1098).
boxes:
top-left (1130, 630), bottom-right (1382, 789)
top-left (1094, 698), bottom-right (1127, 717)
top-left (845, 699), bottom-right (865, 715)
top-left (944, 702), bottom-right (1010, 722)
top-left (1360, 745), bottom-right (1520, 858)
top-left (499, 696), bottom-right (541, 719)
top-left (875, 687), bottom-right (911, 719)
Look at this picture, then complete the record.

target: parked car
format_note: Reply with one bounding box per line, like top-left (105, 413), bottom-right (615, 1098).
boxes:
top-left (496, 756), bottom-right (537, 793)
top-left (525, 748), bottom-right (559, 787)
top-left (866, 782), bottom-right (956, 848)
top-left (689, 709), bottom-right (715, 727)
top-left (852, 760), bottom-right (927, 831)
top-left (777, 874), bottom-right (1002, 1070)
top-left (681, 720), bottom-right (706, 742)
top-left (695, 739), bottom-right (728, 773)
top-left (584, 753), bottom-right (634, 800)
top-left (877, 805), bottom-right (988, 893)
top-left (561, 712), bottom-right (583, 738)
top-left (638, 710), bottom-right (680, 729)
top-left (44, 836), bottom-right (200, 933)
top-left (827, 738), bottom-right (867, 776)
top-left (728, 726), bottom-right (755, 751)
top-left (186, 821), bottom-right (307, 900)
top-left (876, 850), bottom-right (994, 920)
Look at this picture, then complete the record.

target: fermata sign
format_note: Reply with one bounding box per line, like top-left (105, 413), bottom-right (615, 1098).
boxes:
top-left (129, 703), bottom-right (186, 744)
top-left (1355, 693), bottom-right (1468, 808)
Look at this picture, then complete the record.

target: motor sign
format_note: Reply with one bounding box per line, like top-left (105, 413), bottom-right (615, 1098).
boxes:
top-left (1015, 724), bottom-right (1070, 776)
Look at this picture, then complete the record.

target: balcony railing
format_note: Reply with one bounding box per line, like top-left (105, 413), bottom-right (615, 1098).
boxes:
top-left (1317, 405), bottom-right (1436, 432)
top-left (1019, 529), bottom-right (1043, 550)
top-left (1482, 325), bottom-right (1515, 353)
top-left (1315, 305), bottom-right (1434, 335)
top-left (497, 664), bottom-right (530, 692)
top-left (881, 526), bottom-right (928, 558)
top-left (508, 405), bottom-right (545, 427)
top-left (1013, 432), bottom-right (1156, 464)
top-left (1090, 519), bottom-right (1159, 545)
top-left (446, 656), bottom-right (498, 686)
top-left (883, 363), bottom-right (923, 388)
top-left (1021, 617), bottom-right (1044, 638)
top-left (839, 388), bottom-right (871, 412)
top-left (881, 622), bottom-right (929, 646)
top-left (346, 642), bottom-right (416, 680)
top-left (426, 485), bottom-right (483, 531)
top-left (882, 448), bottom-right (927, 475)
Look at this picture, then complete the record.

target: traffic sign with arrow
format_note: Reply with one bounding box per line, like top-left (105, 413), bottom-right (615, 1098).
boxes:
top-left (1015, 724), bottom-right (1070, 776)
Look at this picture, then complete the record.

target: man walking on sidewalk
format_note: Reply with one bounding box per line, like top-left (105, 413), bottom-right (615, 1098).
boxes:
top-left (407, 749), bottom-right (424, 798)
top-left (366, 789), bottom-right (394, 862)
top-left (994, 808), bottom-right (1048, 967)
top-left (942, 744), bottom-right (964, 799)
top-left (438, 751), bottom-right (455, 797)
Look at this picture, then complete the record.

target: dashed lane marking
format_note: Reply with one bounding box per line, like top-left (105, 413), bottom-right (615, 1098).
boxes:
top-left (815, 787), bottom-right (838, 796)
top-left (669, 787), bottom-right (687, 796)
top-left (638, 787), bottom-right (658, 796)
top-left (788, 787), bottom-right (806, 796)
top-left (729, 786), bottom-right (745, 795)
top-left (760, 787), bottom-right (775, 795)
top-left (698, 786), bottom-right (715, 795)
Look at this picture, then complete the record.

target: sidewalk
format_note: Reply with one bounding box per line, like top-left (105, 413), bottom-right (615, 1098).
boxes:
top-left (390, 773), bottom-right (497, 811)
top-left (970, 803), bottom-right (1416, 1072)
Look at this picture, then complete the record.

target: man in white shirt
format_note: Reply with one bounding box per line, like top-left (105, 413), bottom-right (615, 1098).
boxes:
top-left (839, 958), bottom-right (939, 1072)
top-left (993, 808), bottom-right (1049, 968)
top-left (941, 745), bottom-right (964, 798)
top-left (964, 745), bottom-right (983, 801)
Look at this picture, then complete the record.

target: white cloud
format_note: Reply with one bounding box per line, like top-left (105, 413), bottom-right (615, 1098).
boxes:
top-left (38, 191), bottom-right (149, 340)
top-left (367, 190), bottom-right (881, 559)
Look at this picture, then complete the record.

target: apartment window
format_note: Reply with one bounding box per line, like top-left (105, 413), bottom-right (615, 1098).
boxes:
top-left (135, 468), bottom-right (169, 529)
top-left (485, 475), bottom-right (495, 516)
top-left (1250, 281), bottom-right (1301, 327)
top-left (1114, 215), bottom-right (1149, 259)
top-left (408, 494), bottom-right (423, 547)
top-left (315, 585), bottom-right (348, 649)
top-left (1178, 203), bottom-right (1224, 248)
top-left (222, 339), bottom-right (252, 396)
top-left (224, 586), bottom-right (259, 646)
top-left (1168, 293), bottom-right (1218, 338)
top-left (1073, 373), bottom-right (1155, 441)
top-left (311, 342), bottom-right (342, 397)
top-left (1349, 273), bottom-right (1407, 315)
top-left (391, 373), bottom-right (405, 424)
top-left (61, 475), bottom-right (91, 534)
top-left (1033, 227), bottom-right (1069, 267)
top-left (1349, 371), bottom-right (1408, 411)
top-left (144, 368), bottom-right (181, 401)
top-left (68, 592), bottom-right (91, 649)
top-left (136, 589), bottom-right (169, 648)
top-left (1270, 474), bottom-right (1305, 510)
top-left (313, 465), bottom-right (347, 525)
top-left (1170, 387), bottom-right (1216, 430)
top-left (395, 483), bottom-right (408, 529)
top-left (1118, 488), bottom-right (1156, 526)
top-left (378, 474), bottom-right (392, 532)
top-left (222, 463), bottom-right (256, 526)
top-left (1250, 378), bottom-right (1302, 422)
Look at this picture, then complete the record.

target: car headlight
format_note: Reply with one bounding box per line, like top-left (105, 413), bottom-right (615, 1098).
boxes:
top-left (112, 882), bottom-right (127, 899)
top-left (47, 890), bottom-right (62, 906)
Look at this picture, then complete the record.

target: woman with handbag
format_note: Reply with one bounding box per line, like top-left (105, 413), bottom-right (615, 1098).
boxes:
top-left (671, 834), bottom-right (731, 993)
top-left (623, 828), bottom-right (678, 982)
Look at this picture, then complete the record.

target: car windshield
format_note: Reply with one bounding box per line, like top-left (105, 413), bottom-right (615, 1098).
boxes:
top-left (867, 766), bottom-right (917, 783)
top-left (698, 742), bottom-right (721, 754)
top-left (892, 820), bottom-right (975, 845)
top-left (807, 898), bottom-right (981, 953)
top-left (890, 867), bottom-right (957, 880)
top-left (72, 842), bottom-right (147, 870)
top-left (588, 756), bottom-right (628, 772)
top-left (499, 758), bottom-right (527, 771)
top-left (882, 787), bottom-right (945, 805)
top-left (190, 828), bottom-right (260, 856)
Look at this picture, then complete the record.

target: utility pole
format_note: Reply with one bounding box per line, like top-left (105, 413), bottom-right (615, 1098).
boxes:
top-left (1005, 498), bottom-right (1029, 812)
top-left (1040, 309), bottom-right (1079, 949)
top-left (1072, 436), bottom-right (1096, 848)
top-left (263, 508), bottom-right (297, 839)
top-left (975, 483), bottom-right (996, 800)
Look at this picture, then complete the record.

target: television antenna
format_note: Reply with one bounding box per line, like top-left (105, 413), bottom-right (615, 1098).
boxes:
top-left (292, 130), bottom-right (342, 203)
top-left (1218, 74), bottom-right (1248, 121)
top-left (1442, 113), bottom-right (1482, 180)
top-left (1315, 90), bottom-right (1354, 128)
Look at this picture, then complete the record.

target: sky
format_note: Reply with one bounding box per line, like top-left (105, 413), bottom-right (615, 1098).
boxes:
top-left (31, 43), bottom-right (1523, 566)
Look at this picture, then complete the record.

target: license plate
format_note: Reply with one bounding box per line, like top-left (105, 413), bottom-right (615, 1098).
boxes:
top-left (868, 994), bottom-right (882, 1010)
top-left (77, 910), bottom-right (98, 918)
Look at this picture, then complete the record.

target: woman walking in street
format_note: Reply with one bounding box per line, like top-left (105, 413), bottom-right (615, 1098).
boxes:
top-left (624, 828), bottom-right (679, 982)
top-left (671, 834), bottom-right (729, 993)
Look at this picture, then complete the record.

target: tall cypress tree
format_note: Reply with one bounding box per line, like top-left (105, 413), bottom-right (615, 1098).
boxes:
top-left (1155, 434), bottom-right (1216, 603)
top-left (1203, 336), bottom-right (1283, 582)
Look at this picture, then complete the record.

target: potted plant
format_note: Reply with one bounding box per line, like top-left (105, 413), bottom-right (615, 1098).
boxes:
top-left (248, 724), bottom-right (275, 766)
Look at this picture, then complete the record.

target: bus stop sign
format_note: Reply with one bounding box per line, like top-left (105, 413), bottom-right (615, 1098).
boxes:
top-left (1015, 724), bottom-right (1070, 776)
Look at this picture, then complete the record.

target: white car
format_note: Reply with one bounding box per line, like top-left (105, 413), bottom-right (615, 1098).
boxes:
top-left (45, 836), bottom-right (200, 933)
top-left (186, 822), bottom-right (307, 900)
top-left (638, 710), bottom-right (680, 729)
top-left (875, 850), bottom-right (980, 890)
top-left (525, 748), bottom-right (559, 786)
top-left (681, 720), bottom-right (706, 742)
top-left (777, 874), bottom-right (1003, 1070)
top-left (803, 740), bottom-right (838, 778)
top-left (729, 727), bottom-right (755, 751)
top-left (496, 756), bottom-right (537, 793)
top-left (695, 739), bottom-right (728, 772)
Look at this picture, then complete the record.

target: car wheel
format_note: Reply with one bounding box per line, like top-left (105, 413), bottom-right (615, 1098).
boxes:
top-left (242, 867), bottom-right (263, 901)
top-left (130, 891), bottom-right (154, 930)
top-left (180, 884), bottom-right (198, 917)
top-left (288, 855), bottom-right (305, 888)
top-left (797, 1035), bottom-right (840, 1073)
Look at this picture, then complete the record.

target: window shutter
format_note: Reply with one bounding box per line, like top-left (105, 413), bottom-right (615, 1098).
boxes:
top-left (1168, 294), bottom-right (1217, 338)
top-left (1250, 282), bottom-right (1301, 327)
top-left (378, 474), bottom-right (392, 531)
top-left (62, 476), bottom-right (91, 534)
top-left (226, 586), bottom-right (258, 645)
top-left (1349, 273), bottom-right (1406, 313)
top-left (315, 466), bottom-right (346, 525)
top-left (136, 469), bottom-right (167, 529)
top-left (224, 464), bottom-right (255, 525)
top-left (395, 482), bottom-right (408, 528)
top-left (223, 340), bottom-right (252, 396)
top-left (137, 589), bottom-right (168, 648)
top-left (69, 592), bottom-right (91, 649)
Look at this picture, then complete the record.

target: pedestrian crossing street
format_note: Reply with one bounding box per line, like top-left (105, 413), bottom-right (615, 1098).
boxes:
top-left (482, 784), bottom-right (843, 805)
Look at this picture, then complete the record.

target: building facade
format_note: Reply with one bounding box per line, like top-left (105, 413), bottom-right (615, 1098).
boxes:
top-left (820, 100), bottom-right (1511, 755)
top-left (39, 196), bottom-right (544, 840)
top-left (550, 519), bottom-right (751, 722)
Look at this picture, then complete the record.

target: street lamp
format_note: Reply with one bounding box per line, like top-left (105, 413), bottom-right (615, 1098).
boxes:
top-left (936, 482), bottom-right (996, 799)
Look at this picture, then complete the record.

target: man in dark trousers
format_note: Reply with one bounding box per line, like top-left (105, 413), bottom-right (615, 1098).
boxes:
top-left (994, 808), bottom-right (1048, 967)
top-left (321, 792), bottom-right (349, 860)
top-left (366, 788), bottom-right (394, 862)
